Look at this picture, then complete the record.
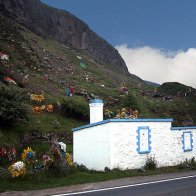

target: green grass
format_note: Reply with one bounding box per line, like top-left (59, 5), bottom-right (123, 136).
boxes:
top-left (0, 166), bottom-right (194, 192)
top-left (0, 112), bottom-right (85, 146)
top-left (158, 82), bottom-right (196, 96)
top-left (9, 112), bottom-right (84, 132)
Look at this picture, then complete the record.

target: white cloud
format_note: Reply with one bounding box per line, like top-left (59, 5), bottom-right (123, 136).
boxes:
top-left (116, 44), bottom-right (196, 88)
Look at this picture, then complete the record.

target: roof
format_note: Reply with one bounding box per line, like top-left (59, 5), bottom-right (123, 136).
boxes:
top-left (89, 99), bottom-right (103, 103)
top-left (72, 118), bottom-right (173, 132)
top-left (171, 126), bottom-right (196, 130)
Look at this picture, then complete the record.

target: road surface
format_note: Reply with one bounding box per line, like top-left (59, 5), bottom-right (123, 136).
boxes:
top-left (52, 175), bottom-right (196, 196)
top-left (1, 171), bottom-right (196, 196)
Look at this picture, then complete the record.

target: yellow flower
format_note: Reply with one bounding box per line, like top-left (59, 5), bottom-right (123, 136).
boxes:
top-left (21, 147), bottom-right (35, 164)
top-left (121, 111), bottom-right (126, 118)
top-left (66, 153), bottom-right (73, 166)
top-left (121, 108), bottom-right (127, 112)
top-left (8, 161), bottom-right (26, 178)
top-left (40, 105), bottom-right (46, 111)
top-left (30, 94), bottom-right (45, 102)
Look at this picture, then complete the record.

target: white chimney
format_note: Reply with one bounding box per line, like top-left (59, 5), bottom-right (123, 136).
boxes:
top-left (89, 99), bottom-right (103, 124)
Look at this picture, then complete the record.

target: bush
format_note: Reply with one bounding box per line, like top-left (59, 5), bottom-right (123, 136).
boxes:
top-left (190, 157), bottom-right (196, 169)
top-left (0, 167), bottom-right (11, 179)
top-left (0, 84), bottom-right (29, 126)
top-left (60, 96), bottom-right (89, 120)
top-left (178, 157), bottom-right (196, 170)
top-left (123, 93), bottom-right (141, 112)
top-left (144, 156), bottom-right (157, 170)
top-left (76, 164), bottom-right (89, 172)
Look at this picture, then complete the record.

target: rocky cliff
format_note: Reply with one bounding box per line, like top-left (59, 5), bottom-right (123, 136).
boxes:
top-left (0, 0), bottom-right (127, 71)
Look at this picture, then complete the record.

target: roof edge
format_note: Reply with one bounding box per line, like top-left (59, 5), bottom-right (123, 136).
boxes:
top-left (171, 126), bottom-right (196, 130)
top-left (72, 118), bottom-right (173, 132)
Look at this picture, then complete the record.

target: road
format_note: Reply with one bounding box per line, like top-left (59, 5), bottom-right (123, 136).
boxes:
top-left (52, 175), bottom-right (196, 196)
top-left (1, 171), bottom-right (196, 196)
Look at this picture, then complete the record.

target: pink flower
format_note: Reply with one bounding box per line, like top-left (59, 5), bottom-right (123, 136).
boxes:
top-left (43, 155), bottom-right (51, 163)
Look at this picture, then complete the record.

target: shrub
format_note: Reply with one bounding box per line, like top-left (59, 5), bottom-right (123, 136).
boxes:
top-left (76, 164), bottom-right (89, 172)
top-left (144, 156), bottom-right (157, 170)
top-left (190, 157), bottom-right (196, 169)
top-left (104, 167), bottom-right (111, 172)
top-left (178, 157), bottom-right (196, 170)
top-left (0, 84), bottom-right (29, 126)
top-left (0, 167), bottom-right (11, 179)
top-left (123, 93), bottom-right (141, 112)
top-left (60, 96), bottom-right (89, 120)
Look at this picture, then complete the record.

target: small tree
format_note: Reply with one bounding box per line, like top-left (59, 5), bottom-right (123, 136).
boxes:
top-left (144, 156), bottom-right (157, 170)
top-left (0, 84), bottom-right (29, 126)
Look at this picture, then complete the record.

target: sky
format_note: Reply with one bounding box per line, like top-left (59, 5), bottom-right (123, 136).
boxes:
top-left (41, 0), bottom-right (196, 88)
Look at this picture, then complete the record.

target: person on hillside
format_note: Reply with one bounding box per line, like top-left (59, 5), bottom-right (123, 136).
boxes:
top-left (66, 86), bottom-right (70, 96)
top-left (70, 86), bottom-right (75, 96)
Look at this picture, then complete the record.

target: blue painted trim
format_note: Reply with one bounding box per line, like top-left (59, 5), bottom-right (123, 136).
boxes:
top-left (89, 99), bottom-right (103, 103)
top-left (171, 126), bottom-right (196, 130)
top-left (136, 126), bottom-right (151, 154)
top-left (72, 118), bottom-right (173, 132)
top-left (182, 131), bottom-right (193, 152)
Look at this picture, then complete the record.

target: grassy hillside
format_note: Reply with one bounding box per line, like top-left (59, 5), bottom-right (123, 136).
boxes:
top-left (158, 82), bottom-right (196, 97)
top-left (0, 13), bottom-right (196, 154)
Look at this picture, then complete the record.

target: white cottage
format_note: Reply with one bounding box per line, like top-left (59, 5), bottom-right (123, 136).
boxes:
top-left (73, 99), bottom-right (196, 171)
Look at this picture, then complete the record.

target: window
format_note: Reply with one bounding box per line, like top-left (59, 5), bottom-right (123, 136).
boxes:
top-left (137, 126), bottom-right (151, 154)
top-left (182, 132), bottom-right (193, 152)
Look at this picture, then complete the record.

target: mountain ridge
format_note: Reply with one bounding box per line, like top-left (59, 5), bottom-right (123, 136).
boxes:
top-left (0, 0), bottom-right (127, 71)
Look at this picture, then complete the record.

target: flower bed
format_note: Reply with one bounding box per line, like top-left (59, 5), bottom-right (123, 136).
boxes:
top-left (0, 141), bottom-right (73, 179)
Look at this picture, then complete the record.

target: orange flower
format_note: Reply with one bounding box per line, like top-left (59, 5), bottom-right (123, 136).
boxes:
top-left (30, 94), bottom-right (45, 102)
top-left (32, 106), bottom-right (42, 114)
top-left (46, 104), bottom-right (53, 112)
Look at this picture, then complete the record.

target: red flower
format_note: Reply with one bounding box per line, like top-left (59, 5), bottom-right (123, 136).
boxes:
top-left (0, 148), bottom-right (7, 156)
top-left (12, 148), bottom-right (17, 155)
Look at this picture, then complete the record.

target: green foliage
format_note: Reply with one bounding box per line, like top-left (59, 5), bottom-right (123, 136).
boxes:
top-left (123, 92), bottom-right (141, 112)
top-left (178, 157), bottom-right (196, 170)
top-left (0, 167), bottom-right (11, 179)
top-left (0, 84), bottom-right (29, 126)
top-left (76, 164), bottom-right (89, 172)
top-left (144, 156), bottom-right (157, 170)
top-left (0, 164), bottom-right (193, 191)
top-left (189, 157), bottom-right (196, 169)
top-left (60, 96), bottom-right (89, 120)
top-left (158, 82), bottom-right (195, 96)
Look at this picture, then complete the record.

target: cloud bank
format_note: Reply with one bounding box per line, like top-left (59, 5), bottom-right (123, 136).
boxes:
top-left (116, 44), bottom-right (196, 88)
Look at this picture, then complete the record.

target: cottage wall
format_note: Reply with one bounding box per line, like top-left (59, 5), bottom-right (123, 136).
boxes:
top-left (110, 121), bottom-right (196, 170)
top-left (73, 123), bottom-right (111, 170)
top-left (169, 127), bottom-right (196, 165)
top-left (73, 119), bottom-right (196, 171)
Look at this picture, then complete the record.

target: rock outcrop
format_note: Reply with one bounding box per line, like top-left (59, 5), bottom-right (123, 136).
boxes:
top-left (0, 0), bottom-right (127, 70)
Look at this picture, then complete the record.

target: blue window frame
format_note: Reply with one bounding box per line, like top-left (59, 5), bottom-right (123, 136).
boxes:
top-left (136, 126), bottom-right (151, 154)
top-left (182, 132), bottom-right (193, 152)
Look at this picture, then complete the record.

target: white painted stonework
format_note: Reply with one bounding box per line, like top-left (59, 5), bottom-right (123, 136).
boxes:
top-left (73, 100), bottom-right (196, 171)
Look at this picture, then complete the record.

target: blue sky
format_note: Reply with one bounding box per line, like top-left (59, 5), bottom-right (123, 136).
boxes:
top-left (41, 0), bottom-right (196, 87)
top-left (41, 0), bottom-right (196, 50)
